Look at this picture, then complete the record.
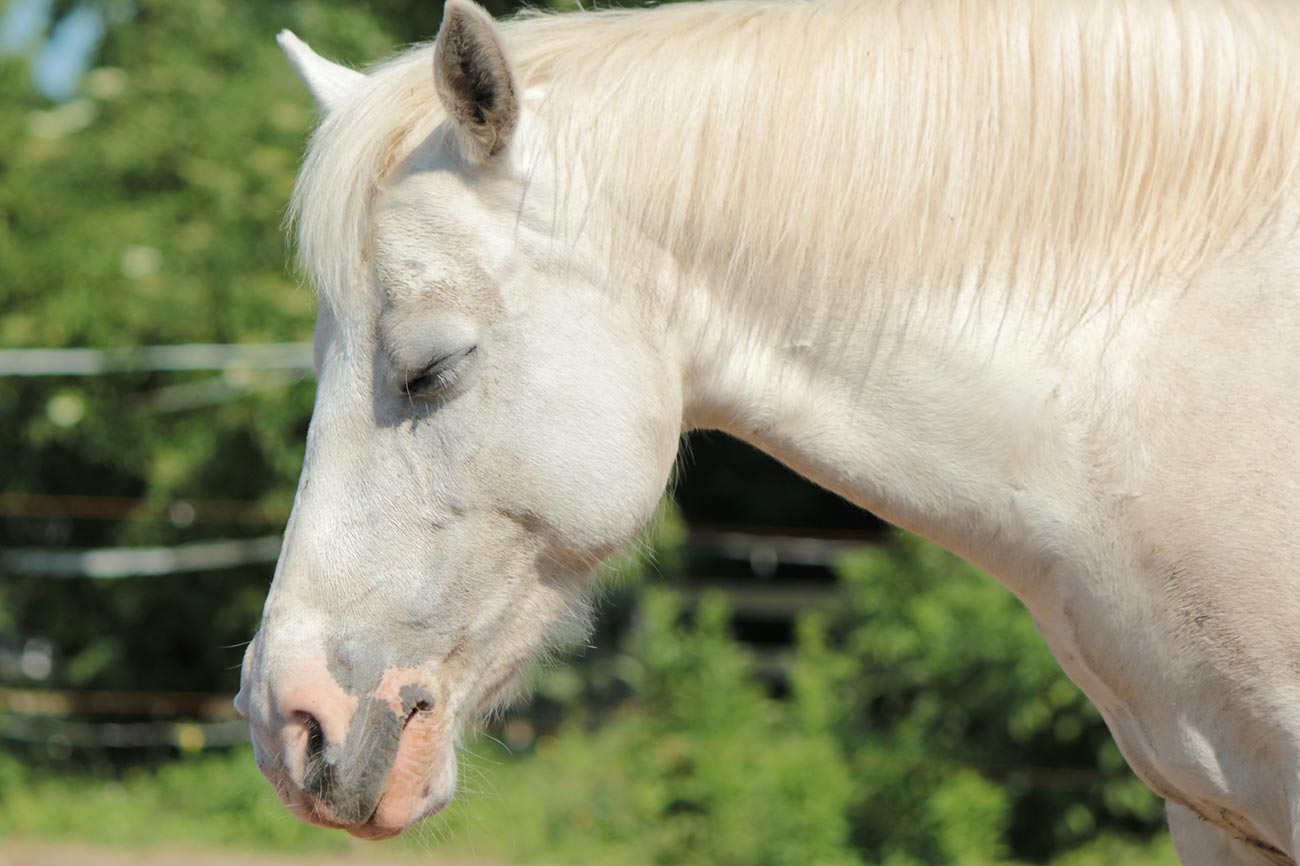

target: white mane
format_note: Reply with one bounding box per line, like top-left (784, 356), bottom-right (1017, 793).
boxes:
top-left (292, 0), bottom-right (1300, 332)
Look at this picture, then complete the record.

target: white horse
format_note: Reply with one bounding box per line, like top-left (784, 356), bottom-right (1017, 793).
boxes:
top-left (236, 0), bottom-right (1300, 861)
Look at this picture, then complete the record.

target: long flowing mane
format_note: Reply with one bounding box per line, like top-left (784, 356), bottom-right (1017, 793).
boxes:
top-left (293, 0), bottom-right (1300, 332)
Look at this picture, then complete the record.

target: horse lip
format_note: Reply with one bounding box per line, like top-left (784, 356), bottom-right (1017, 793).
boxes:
top-left (349, 824), bottom-right (403, 841)
top-left (345, 804), bottom-right (401, 840)
top-left (302, 795), bottom-right (398, 839)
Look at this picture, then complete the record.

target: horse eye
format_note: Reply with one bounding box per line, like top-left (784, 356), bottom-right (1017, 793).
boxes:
top-left (404, 370), bottom-right (435, 394)
top-left (403, 346), bottom-right (477, 397)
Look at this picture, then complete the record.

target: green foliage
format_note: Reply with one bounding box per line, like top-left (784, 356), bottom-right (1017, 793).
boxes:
top-left (445, 589), bottom-right (860, 866)
top-left (0, 747), bottom-right (344, 852)
top-left (0, 590), bottom-right (860, 866)
top-left (805, 534), bottom-right (1165, 863)
top-left (0, 0), bottom-right (400, 697)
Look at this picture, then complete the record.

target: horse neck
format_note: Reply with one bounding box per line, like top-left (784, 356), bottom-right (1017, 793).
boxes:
top-left (670, 265), bottom-right (1147, 593)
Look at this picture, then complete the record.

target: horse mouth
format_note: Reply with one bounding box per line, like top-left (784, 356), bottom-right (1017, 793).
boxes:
top-left (346, 813), bottom-right (406, 841)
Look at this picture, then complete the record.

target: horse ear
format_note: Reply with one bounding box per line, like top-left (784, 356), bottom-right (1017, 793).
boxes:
top-left (277, 30), bottom-right (365, 112)
top-left (433, 0), bottom-right (519, 163)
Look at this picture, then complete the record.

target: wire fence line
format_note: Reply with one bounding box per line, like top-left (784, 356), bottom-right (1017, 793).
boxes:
top-left (0, 492), bottom-right (289, 524)
top-left (0, 687), bottom-right (245, 750)
top-left (0, 342), bottom-right (313, 376)
top-left (1, 530), bottom-right (872, 580)
top-left (0, 686), bottom-right (239, 719)
top-left (0, 685), bottom-right (1107, 791)
top-left (1, 714), bottom-right (249, 751)
top-left (3, 535), bottom-right (284, 579)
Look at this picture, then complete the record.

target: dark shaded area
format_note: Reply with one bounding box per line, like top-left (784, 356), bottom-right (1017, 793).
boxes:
top-left (677, 432), bottom-right (886, 535)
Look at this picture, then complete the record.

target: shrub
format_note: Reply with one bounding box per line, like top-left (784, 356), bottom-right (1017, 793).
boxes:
top-left (0, 747), bottom-right (343, 852)
top-left (445, 589), bottom-right (862, 866)
top-left (804, 532), bottom-right (1165, 863)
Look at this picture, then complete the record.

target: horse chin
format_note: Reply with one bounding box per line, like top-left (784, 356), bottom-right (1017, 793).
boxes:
top-left (346, 821), bottom-right (405, 841)
top-left (345, 791), bottom-right (452, 840)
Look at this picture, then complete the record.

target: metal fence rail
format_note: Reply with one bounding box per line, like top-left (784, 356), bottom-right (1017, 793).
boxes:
top-left (1, 715), bottom-right (248, 750)
top-left (0, 686), bottom-right (239, 719)
top-left (2, 528), bottom-right (871, 580)
top-left (0, 343), bottom-right (313, 376)
top-left (3, 535), bottom-right (283, 579)
top-left (0, 687), bottom-right (244, 751)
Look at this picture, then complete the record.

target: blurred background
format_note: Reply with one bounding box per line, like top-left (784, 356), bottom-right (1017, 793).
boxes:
top-left (0, 1), bottom-right (1176, 864)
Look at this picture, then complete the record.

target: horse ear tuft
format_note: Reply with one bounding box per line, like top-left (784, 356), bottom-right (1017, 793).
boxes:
top-left (277, 30), bottom-right (365, 112)
top-left (433, 0), bottom-right (519, 163)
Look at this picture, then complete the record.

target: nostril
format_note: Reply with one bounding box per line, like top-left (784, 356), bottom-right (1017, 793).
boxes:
top-left (292, 710), bottom-right (337, 799)
top-left (404, 700), bottom-right (433, 730)
top-left (300, 712), bottom-right (327, 764)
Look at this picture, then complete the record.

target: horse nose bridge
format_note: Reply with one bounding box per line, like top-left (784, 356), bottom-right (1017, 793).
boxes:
top-left (279, 428), bottom-right (381, 550)
top-left (274, 419), bottom-right (440, 602)
top-left (271, 476), bottom-right (401, 598)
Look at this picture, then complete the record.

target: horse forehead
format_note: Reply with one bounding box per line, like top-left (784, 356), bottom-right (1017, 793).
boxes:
top-left (377, 152), bottom-right (488, 229)
top-left (372, 179), bottom-right (503, 276)
top-left (374, 189), bottom-right (473, 260)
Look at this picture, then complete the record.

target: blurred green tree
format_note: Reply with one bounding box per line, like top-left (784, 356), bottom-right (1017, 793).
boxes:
top-left (0, 0), bottom-right (403, 700)
top-left (798, 534), bottom-right (1166, 863)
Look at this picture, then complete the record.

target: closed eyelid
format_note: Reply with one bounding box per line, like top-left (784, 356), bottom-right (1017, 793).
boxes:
top-left (401, 345), bottom-right (478, 396)
top-left (408, 345), bottom-right (476, 376)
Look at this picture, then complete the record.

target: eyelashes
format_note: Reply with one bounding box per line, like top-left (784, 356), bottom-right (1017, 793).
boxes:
top-left (402, 345), bottom-right (478, 398)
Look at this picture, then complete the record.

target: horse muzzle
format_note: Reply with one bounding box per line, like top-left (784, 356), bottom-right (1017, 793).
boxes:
top-left (240, 662), bottom-right (458, 839)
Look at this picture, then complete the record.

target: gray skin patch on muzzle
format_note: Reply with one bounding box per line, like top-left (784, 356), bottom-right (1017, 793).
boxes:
top-left (326, 626), bottom-right (450, 697)
top-left (301, 685), bottom-right (436, 824)
top-left (326, 638), bottom-right (392, 698)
